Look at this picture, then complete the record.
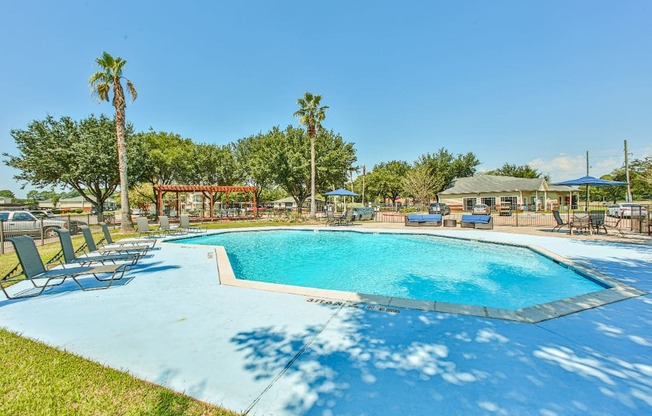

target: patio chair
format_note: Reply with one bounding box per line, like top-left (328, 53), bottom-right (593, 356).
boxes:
top-left (137, 217), bottom-right (161, 237)
top-left (80, 225), bottom-right (150, 256)
top-left (54, 228), bottom-right (140, 268)
top-left (589, 210), bottom-right (608, 234)
top-left (551, 210), bottom-right (569, 232)
top-left (98, 222), bottom-right (157, 248)
top-left (326, 211), bottom-right (341, 226)
top-left (570, 213), bottom-right (592, 235)
top-left (159, 215), bottom-right (184, 235)
top-left (338, 210), bottom-right (355, 226)
top-left (179, 214), bottom-right (207, 233)
top-left (1, 236), bottom-right (127, 299)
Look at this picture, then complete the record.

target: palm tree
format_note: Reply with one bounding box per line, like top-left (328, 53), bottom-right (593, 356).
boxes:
top-left (293, 92), bottom-right (328, 220)
top-left (89, 52), bottom-right (137, 231)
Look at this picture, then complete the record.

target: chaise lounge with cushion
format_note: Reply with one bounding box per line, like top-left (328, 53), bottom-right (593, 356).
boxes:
top-left (460, 215), bottom-right (493, 229)
top-left (404, 214), bottom-right (442, 227)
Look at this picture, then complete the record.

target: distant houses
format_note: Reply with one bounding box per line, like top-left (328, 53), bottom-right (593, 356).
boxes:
top-left (438, 175), bottom-right (576, 211)
top-left (39, 196), bottom-right (117, 212)
top-left (271, 196), bottom-right (325, 211)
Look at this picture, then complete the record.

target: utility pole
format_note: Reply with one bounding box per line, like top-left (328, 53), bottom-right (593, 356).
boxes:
top-left (625, 140), bottom-right (633, 203)
top-left (362, 165), bottom-right (366, 205)
top-left (585, 150), bottom-right (590, 211)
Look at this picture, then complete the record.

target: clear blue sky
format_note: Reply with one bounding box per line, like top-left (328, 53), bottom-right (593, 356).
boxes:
top-left (1, 1), bottom-right (651, 197)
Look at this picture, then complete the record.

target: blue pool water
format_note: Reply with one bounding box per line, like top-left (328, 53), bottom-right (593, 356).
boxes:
top-left (173, 230), bottom-right (607, 309)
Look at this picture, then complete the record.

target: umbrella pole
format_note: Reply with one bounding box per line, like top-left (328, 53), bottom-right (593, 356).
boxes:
top-left (585, 185), bottom-right (589, 212)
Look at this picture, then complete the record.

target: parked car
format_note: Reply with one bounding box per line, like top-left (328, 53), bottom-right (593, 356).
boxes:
top-left (0, 210), bottom-right (71, 238)
top-left (471, 203), bottom-right (491, 215)
top-left (30, 210), bottom-right (86, 234)
top-left (352, 207), bottom-right (375, 221)
top-left (606, 203), bottom-right (648, 218)
top-left (428, 202), bottom-right (451, 215)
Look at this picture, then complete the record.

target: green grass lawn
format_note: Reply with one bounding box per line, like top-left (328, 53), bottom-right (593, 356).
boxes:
top-left (0, 219), bottom-right (310, 415)
top-left (0, 329), bottom-right (239, 416)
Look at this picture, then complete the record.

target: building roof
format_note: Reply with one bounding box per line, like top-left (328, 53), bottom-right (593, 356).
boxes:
top-left (439, 175), bottom-right (576, 195)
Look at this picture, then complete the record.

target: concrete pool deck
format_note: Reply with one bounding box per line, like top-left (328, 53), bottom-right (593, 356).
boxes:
top-left (1, 225), bottom-right (651, 415)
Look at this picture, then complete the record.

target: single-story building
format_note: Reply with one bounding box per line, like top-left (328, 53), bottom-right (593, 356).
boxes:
top-left (39, 196), bottom-right (117, 212)
top-left (0, 196), bottom-right (13, 205)
top-left (272, 196), bottom-right (325, 212)
top-left (438, 175), bottom-right (577, 211)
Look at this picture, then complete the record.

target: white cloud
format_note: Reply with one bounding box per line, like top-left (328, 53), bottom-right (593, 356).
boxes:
top-left (528, 154), bottom-right (622, 182)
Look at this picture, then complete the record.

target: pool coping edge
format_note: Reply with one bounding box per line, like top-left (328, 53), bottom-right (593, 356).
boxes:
top-left (171, 227), bottom-right (646, 324)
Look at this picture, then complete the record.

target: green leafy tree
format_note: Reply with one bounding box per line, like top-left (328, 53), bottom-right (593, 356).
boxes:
top-left (24, 189), bottom-right (61, 208)
top-left (416, 148), bottom-right (480, 196)
top-left (187, 143), bottom-right (241, 210)
top-left (294, 92), bottom-right (329, 220)
top-left (4, 115), bottom-right (147, 220)
top-left (234, 132), bottom-right (277, 204)
top-left (265, 126), bottom-right (356, 213)
top-left (592, 158), bottom-right (652, 202)
top-left (401, 166), bottom-right (440, 207)
top-left (25, 190), bottom-right (48, 206)
top-left (89, 51), bottom-right (138, 231)
top-left (135, 130), bottom-right (196, 215)
top-left (365, 161), bottom-right (411, 203)
top-left (486, 163), bottom-right (545, 179)
top-left (0, 190), bottom-right (15, 199)
top-left (188, 143), bottom-right (240, 186)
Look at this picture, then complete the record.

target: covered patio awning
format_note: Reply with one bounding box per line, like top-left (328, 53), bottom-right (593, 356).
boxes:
top-left (153, 184), bottom-right (258, 218)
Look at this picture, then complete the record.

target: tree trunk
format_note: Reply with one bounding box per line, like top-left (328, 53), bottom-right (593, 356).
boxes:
top-left (309, 133), bottom-right (316, 220)
top-left (114, 81), bottom-right (134, 232)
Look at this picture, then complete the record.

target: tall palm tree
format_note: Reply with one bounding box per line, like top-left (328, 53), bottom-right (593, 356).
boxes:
top-left (294, 92), bottom-right (328, 220)
top-left (89, 52), bottom-right (137, 231)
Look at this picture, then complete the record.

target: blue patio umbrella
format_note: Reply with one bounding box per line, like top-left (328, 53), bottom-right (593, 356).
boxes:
top-left (324, 188), bottom-right (359, 213)
top-left (553, 176), bottom-right (628, 210)
top-left (324, 188), bottom-right (359, 197)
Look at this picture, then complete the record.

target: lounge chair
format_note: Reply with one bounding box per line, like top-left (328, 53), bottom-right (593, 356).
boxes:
top-left (551, 210), bottom-right (569, 232)
top-left (54, 229), bottom-right (140, 268)
top-left (137, 217), bottom-right (161, 237)
top-left (570, 213), bottom-right (592, 235)
top-left (159, 215), bottom-right (183, 235)
top-left (1, 236), bottom-right (127, 299)
top-left (98, 222), bottom-right (157, 248)
top-left (179, 214), bottom-right (207, 233)
top-left (80, 225), bottom-right (150, 256)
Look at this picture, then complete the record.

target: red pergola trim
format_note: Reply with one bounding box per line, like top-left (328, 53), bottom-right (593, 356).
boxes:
top-left (153, 184), bottom-right (258, 218)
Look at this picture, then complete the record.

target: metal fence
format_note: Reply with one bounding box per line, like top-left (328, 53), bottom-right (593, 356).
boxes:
top-left (0, 214), bottom-right (117, 254)
top-left (373, 203), bottom-right (651, 235)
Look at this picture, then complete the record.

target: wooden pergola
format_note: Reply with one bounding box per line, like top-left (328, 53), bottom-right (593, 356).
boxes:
top-left (152, 184), bottom-right (258, 219)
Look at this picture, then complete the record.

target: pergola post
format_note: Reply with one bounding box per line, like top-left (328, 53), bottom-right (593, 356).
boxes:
top-left (153, 184), bottom-right (258, 221)
top-left (157, 188), bottom-right (163, 218)
top-left (253, 191), bottom-right (258, 218)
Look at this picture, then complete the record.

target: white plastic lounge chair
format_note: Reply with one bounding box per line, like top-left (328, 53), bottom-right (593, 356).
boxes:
top-left (159, 215), bottom-right (183, 235)
top-left (80, 225), bottom-right (150, 256)
top-left (137, 217), bottom-right (161, 237)
top-left (179, 214), bottom-right (207, 233)
top-left (1, 236), bottom-right (127, 299)
top-left (98, 222), bottom-right (157, 248)
top-left (54, 229), bottom-right (140, 268)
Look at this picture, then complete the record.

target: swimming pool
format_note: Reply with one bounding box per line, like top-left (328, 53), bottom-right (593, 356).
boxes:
top-left (173, 229), bottom-right (608, 310)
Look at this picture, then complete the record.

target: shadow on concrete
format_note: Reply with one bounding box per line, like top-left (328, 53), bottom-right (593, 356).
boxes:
top-left (230, 251), bottom-right (652, 415)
